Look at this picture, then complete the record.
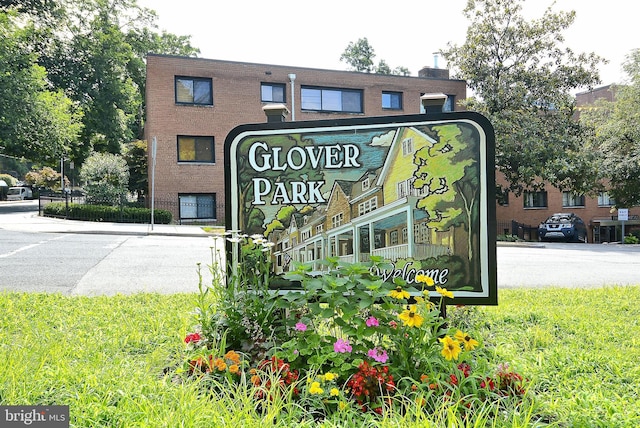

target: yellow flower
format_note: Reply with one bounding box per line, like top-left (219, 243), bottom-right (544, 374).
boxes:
top-left (398, 305), bottom-right (424, 327)
top-left (416, 274), bottom-right (435, 287)
top-left (309, 381), bottom-right (324, 395)
top-left (338, 401), bottom-right (348, 411)
top-left (455, 330), bottom-right (479, 351)
top-left (435, 286), bottom-right (454, 299)
top-left (323, 372), bottom-right (337, 381)
top-left (330, 388), bottom-right (340, 397)
top-left (389, 286), bottom-right (410, 299)
top-left (439, 335), bottom-right (462, 361)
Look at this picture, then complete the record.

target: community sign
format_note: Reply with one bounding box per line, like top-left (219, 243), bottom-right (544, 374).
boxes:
top-left (224, 112), bottom-right (496, 305)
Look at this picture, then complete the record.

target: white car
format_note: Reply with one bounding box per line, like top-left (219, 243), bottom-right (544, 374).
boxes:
top-left (6, 186), bottom-right (33, 201)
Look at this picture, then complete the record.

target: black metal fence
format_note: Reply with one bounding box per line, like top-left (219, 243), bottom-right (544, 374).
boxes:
top-left (39, 193), bottom-right (226, 226)
top-left (149, 198), bottom-right (226, 226)
top-left (496, 220), bottom-right (539, 241)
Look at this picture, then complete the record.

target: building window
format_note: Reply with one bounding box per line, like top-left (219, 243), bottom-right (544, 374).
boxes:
top-left (175, 76), bottom-right (213, 105)
top-left (382, 91), bottom-right (402, 110)
top-left (598, 192), bottom-right (615, 207)
top-left (331, 213), bottom-right (344, 228)
top-left (496, 187), bottom-right (509, 206)
top-left (362, 177), bottom-right (370, 191)
top-left (358, 197), bottom-right (378, 216)
top-left (443, 95), bottom-right (455, 112)
top-left (402, 138), bottom-right (413, 156)
top-left (301, 230), bottom-right (311, 241)
top-left (397, 181), bottom-right (408, 199)
top-left (390, 230), bottom-right (398, 246)
top-left (301, 86), bottom-right (363, 113)
top-left (261, 83), bottom-right (286, 103)
top-left (523, 191), bottom-right (548, 208)
top-left (562, 191), bottom-right (585, 207)
top-left (177, 136), bottom-right (214, 163)
top-left (316, 224), bottom-right (324, 234)
top-left (179, 194), bottom-right (216, 220)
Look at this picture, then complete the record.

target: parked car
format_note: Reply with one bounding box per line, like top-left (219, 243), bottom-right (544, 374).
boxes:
top-left (538, 213), bottom-right (588, 243)
top-left (6, 186), bottom-right (33, 201)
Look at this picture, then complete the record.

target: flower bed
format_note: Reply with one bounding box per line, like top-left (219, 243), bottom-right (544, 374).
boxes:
top-left (177, 232), bottom-right (528, 421)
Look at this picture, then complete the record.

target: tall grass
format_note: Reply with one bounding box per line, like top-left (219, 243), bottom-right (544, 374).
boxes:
top-left (0, 287), bottom-right (638, 427)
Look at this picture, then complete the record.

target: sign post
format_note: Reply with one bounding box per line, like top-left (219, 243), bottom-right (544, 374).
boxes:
top-left (618, 208), bottom-right (629, 242)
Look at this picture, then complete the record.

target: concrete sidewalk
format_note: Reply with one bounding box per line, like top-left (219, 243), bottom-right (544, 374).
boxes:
top-left (1, 211), bottom-right (215, 237)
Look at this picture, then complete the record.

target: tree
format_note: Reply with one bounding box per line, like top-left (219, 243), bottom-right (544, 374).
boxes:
top-left (0, 12), bottom-right (83, 164)
top-left (25, 166), bottom-right (64, 190)
top-left (581, 49), bottom-right (640, 207)
top-left (441, 0), bottom-right (603, 196)
top-left (340, 37), bottom-right (375, 73)
top-left (340, 37), bottom-right (410, 75)
top-left (414, 124), bottom-right (476, 261)
top-left (79, 152), bottom-right (129, 204)
top-left (122, 139), bottom-right (147, 200)
top-left (35, 0), bottom-right (199, 161)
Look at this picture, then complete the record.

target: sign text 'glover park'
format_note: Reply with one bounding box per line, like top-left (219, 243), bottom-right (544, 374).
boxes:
top-left (248, 142), bottom-right (361, 205)
top-left (225, 113), bottom-right (498, 305)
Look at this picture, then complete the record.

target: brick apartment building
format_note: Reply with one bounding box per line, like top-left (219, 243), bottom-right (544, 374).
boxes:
top-left (144, 54), bottom-right (466, 225)
top-left (495, 84), bottom-right (640, 243)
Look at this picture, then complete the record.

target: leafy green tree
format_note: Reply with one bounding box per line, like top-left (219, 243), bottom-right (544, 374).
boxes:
top-left (341, 37), bottom-right (411, 75)
top-left (35, 0), bottom-right (198, 161)
top-left (0, 12), bottom-right (82, 164)
top-left (80, 152), bottom-right (129, 204)
top-left (25, 166), bottom-right (64, 190)
top-left (122, 139), bottom-right (147, 200)
top-left (414, 124), bottom-right (476, 261)
top-left (581, 49), bottom-right (640, 207)
top-left (340, 37), bottom-right (375, 73)
top-left (441, 0), bottom-right (603, 196)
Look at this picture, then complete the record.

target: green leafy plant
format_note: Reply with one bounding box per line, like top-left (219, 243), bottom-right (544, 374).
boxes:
top-left (181, 239), bottom-right (529, 420)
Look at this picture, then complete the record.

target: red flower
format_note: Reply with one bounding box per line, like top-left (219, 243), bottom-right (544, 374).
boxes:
top-left (480, 377), bottom-right (495, 390)
top-left (184, 332), bottom-right (201, 344)
top-left (449, 374), bottom-right (458, 386)
top-left (457, 362), bottom-right (471, 378)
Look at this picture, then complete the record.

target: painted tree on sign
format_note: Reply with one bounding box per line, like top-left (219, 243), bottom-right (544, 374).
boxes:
top-left (413, 124), bottom-right (478, 261)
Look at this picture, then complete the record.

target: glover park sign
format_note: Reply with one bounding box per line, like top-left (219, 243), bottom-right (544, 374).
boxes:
top-left (224, 112), bottom-right (497, 305)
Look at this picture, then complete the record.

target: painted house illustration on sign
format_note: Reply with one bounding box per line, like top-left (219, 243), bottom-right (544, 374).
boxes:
top-left (226, 113), bottom-right (496, 304)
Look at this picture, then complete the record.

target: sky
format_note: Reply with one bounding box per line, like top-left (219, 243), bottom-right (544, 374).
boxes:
top-left (138, 0), bottom-right (637, 89)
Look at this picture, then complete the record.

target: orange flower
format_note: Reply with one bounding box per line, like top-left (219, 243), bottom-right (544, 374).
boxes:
top-left (225, 350), bottom-right (241, 364)
top-left (420, 374), bottom-right (429, 383)
top-left (214, 358), bottom-right (227, 371)
top-left (229, 364), bottom-right (240, 374)
top-left (251, 375), bottom-right (261, 385)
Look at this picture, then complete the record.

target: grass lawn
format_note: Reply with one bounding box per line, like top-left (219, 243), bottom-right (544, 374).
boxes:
top-left (1, 286), bottom-right (638, 427)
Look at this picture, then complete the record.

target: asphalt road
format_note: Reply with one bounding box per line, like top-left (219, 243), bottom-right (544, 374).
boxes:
top-left (1, 201), bottom-right (639, 294)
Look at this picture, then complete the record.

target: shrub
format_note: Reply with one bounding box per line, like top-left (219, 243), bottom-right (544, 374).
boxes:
top-left (623, 233), bottom-right (639, 244)
top-left (43, 202), bottom-right (172, 224)
top-left (0, 173), bottom-right (17, 187)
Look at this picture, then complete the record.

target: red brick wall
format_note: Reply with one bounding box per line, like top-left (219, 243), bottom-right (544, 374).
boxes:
top-left (145, 55), bottom-right (466, 222)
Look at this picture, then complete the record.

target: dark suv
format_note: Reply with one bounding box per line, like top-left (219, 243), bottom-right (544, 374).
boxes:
top-left (538, 213), bottom-right (588, 243)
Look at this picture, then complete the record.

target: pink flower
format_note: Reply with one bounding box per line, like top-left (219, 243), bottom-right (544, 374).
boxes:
top-left (367, 348), bottom-right (389, 363)
top-left (366, 316), bottom-right (379, 327)
top-left (333, 338), bottom-right (352, 353)
top-left (295, 322), bottom-right (307, 332)
top-left (184, 332), bottom-right (201, 344)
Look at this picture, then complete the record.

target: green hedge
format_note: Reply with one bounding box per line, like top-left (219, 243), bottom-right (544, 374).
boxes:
top-left (43, 202), bottom-right (172, 224)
